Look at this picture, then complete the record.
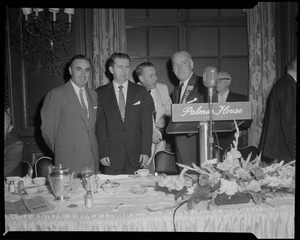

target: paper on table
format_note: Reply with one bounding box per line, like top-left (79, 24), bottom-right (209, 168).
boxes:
top-left (97, 174), bottom-right (130, 180)
top-left (22, 196), bottom-right (55, 214)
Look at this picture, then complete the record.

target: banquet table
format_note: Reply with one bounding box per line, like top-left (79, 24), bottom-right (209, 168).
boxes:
top-left (4, 174), bottom-right (295, 238)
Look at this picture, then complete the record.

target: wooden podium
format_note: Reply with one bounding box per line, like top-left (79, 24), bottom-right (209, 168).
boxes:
top-left (166, 102), bottom-right (252, 165)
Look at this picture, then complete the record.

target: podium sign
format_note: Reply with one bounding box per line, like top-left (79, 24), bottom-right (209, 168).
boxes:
top-left (172, 102), bottom-right (251, 122)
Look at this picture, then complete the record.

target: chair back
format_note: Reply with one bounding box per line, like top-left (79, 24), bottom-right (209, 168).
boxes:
top-left (34, 156), bottom-right (53, 178)
top-left (154, 150), bottom-right (180, 175)
top-left (223, 146), bottom-right (260, 161)
top-left (21, 161), bottom-right (33, 178)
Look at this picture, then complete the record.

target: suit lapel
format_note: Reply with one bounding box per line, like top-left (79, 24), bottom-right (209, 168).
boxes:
top-left (125, 81), bottom-right (135, 121)
top-left (107, 82), bottom-right (124, 122)
top-left (65, 81), bottom-right (88, 125)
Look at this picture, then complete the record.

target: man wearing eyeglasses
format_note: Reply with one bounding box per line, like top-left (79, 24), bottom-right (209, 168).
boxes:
top-left (215, 71), bottom-right (249, 158)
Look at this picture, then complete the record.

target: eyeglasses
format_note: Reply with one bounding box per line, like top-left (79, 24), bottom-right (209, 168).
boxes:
top-left (217, 78), bottom-right (230, 82)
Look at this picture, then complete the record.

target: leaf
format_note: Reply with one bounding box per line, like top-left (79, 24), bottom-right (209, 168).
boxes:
top-left (247, 191), bottom-right (263, 204)
top-left (175, 186), bottom-right (187, 201)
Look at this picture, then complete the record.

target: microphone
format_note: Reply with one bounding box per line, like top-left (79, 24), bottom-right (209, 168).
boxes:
top-left (203, 66), bottom-right (218, 89)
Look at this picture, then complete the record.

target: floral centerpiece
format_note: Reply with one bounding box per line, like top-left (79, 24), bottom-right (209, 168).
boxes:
top-left (156, 120), bottom-right (295, 210)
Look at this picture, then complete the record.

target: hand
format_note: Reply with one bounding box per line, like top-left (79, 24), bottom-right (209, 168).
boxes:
top-left (139, 154), bottom-right (149, 168)
top-left (155, 116), bottom-right (165, 129)
top-left (100, 157), bottom-right (111, 166)
top-left (152, 127), bottom-right (162, 144)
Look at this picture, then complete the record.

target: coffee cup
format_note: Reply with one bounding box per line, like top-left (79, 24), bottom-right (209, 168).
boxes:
top-left (134, 169), bottom-right (150, 178)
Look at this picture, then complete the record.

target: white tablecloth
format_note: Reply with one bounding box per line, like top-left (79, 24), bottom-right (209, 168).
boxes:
top-left (4, 174), bottom-right (295, 238)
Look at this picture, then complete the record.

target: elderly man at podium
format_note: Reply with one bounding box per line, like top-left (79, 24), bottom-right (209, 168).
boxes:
top-left (170, 51), bottom-right (208, 168)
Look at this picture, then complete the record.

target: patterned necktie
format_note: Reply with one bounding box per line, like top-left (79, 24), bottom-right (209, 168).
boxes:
top-left (79, 88), bottom-right (88, 118)
top-left (118, 86), bottom-right (126, 121)
top-left (148, 90), bottom-right (156, 121)
top-left (178, 82), bottom-right (184, 103)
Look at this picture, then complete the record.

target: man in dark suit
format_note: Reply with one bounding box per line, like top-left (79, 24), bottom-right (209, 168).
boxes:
top-left (4, 105), bottom-right (23, 178)
top-left (41, 55), bottom-right (99, 177)
top-left (95, 53), bottom-right (153, 175)
top-left (259, 56), bottom-right (297, 163)
top-left (215, 71), bottom-right (249, 158)
top-left (171, 51), bottom-right (208, 167)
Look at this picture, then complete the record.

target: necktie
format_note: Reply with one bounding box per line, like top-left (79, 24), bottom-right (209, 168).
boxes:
top-left (79, 88), bottom-right (88, 118)
top-left (178, 82), bottom-right (184, 103)
top-left (118, 86), bottom-right (126, 121)
top-left (148, 90), bottom-right (156, 121)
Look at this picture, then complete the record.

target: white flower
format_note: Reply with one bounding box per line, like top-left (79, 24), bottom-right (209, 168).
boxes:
top-left (217, 179), bottom-right (238, 196)
top-left (244, 180), bottom-right (262, 192)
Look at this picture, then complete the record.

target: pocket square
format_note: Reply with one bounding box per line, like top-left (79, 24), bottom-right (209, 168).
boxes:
top-left (187, 97), bottom-right (197, 104)
top-left (133, 101), bottom-right (141, 105)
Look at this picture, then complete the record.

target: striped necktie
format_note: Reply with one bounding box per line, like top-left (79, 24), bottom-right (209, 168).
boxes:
top-left (118, 86), bottom-right (126, 122)
top-left (79, 88), bottom-right (88, 118)
top-left (178, 82), bottom-right (184, 103)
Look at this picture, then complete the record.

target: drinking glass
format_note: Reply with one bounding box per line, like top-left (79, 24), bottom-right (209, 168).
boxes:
top-left (81, 167), bottom-right (93, 191)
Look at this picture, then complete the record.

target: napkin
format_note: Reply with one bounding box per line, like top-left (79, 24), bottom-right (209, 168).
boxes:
top-left (97, 174), bottom-right (130, 180)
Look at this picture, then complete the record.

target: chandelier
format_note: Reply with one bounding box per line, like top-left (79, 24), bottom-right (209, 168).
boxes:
top-left (14, 8), bottom-right (75, 80)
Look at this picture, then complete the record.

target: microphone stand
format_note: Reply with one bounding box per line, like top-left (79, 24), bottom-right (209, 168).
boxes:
top-left (208, 88), bottom-right (214, 160)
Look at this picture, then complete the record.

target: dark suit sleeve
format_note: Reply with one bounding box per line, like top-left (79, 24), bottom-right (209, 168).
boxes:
top-left (278, 80), bottom-right (296, 157)
top-left (141, 88), bottom-right (153, 157)
top-left (95, 90), bottom-right (109, 159)
top-left (4, 140), bottom-right (23, 178)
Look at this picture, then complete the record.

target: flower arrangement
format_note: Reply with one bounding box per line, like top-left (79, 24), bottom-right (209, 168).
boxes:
top-left (156, 120), bottom-right (295, 209)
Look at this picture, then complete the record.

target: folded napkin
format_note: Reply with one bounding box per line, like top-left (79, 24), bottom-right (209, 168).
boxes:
top-left (5, 196), bottom-right (55, 215)
top-left (97, 174), bottom-right (130, 180)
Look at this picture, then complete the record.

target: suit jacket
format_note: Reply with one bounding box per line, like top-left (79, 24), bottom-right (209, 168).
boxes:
top-left (40, 81), bottom-right (99, 176)
top-left (96, 80), bottom-right (153, 170)
top-left (216, 90), bottom-right (249, 154)
top-left (259, 73), bottom-right (296, 162)
top-left (171, 73), bottom-right (208, 166)
top-left (4, 133), bottom-right (23, 178)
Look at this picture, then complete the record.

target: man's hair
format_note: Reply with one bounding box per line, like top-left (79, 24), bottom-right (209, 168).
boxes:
top-left (69, 54), bottom-right (92, 66)
top-left (171, 50), bottom-right (192, 62)
top-left (286, 56), bottom-right (297, 72)
top-left (135, 62), bottom-right (154, 77)
top-left (109, 52), bottom-right (131, 67)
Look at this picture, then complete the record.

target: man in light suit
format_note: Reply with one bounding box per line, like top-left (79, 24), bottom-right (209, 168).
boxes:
top-left (135, 62), bottom-right (172, 173)
top-left (41, 55), bottom-right (99, 177)
top-left (171, 51), bottom-right (208, 167)
top-left (95, 53), bottom-right (153, 175)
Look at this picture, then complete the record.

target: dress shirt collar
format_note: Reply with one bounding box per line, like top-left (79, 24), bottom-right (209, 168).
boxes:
top-left (70, 80), bottom-right (86, 96)
top-left (181, 72), bottom-right (193, 88)
top-left (113, 80), bottom-right (129, 92)
top-left (218, 89), bottom-right (229, 102)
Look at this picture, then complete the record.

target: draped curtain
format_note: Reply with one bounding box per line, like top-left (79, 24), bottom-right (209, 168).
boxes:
top-left (92, 9), bottom-right (127, 89)
top-left (245, 2), bottom-right (276, 147)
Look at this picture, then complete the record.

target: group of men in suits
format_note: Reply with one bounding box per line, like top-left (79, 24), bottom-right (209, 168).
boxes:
top-left (40, 51), bottom-right (250, 176)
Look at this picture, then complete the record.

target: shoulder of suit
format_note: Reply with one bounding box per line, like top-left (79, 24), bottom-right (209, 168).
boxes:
top-left (229, 91), bottom-right (247, 100)
top-left (156, 82), bottom-right (168, 89)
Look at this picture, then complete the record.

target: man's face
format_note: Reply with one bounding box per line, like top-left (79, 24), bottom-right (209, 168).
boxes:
top-left (172, 53), bottom-right (194, 82)
top-left (139, 66), bottom-right (157, 90)
top-left (216, 73), bottom-right (231, 93)
top-left (69, 59), bottom-right (91, 88)
top-left (109, 57), bottom-right (130, 85)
